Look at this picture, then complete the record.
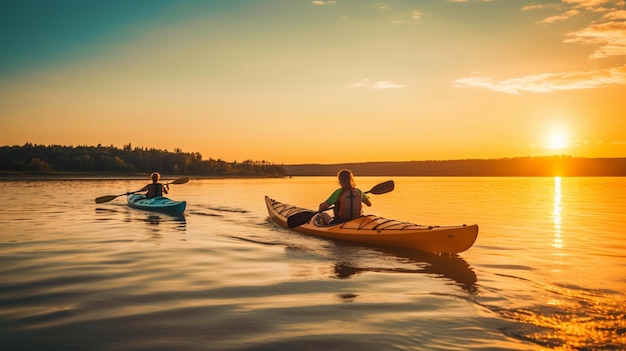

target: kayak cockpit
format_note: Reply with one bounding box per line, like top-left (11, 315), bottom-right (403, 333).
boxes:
top-left (127, 194), bottom-right (187, 214)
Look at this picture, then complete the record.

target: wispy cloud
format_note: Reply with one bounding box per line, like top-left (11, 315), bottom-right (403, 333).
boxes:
top-left (312, 0), bottom-right (336, 5)
top-left (565, 17), bottom-right (626, 58)
top-left (454, 65), bottom-right (626, 94)
top-left (562, 0), bottom-right (622, 8)
top-left (391, 8), bottom-right (423, 24)
top-left (603, 9), bottom-right (626, 19)
top-left (522, 4), bottom-right (550, 10)
top-left (548, 2), bottom-right (626, 59)
top-left (349, 79), bottom-right (406, 89)
top-left (373, 81), bottom-right (406, 89)
top-left (537, 9), bottom-right (581, 23)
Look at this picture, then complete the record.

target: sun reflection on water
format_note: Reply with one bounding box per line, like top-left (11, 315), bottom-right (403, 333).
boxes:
top-left (505, 176), bottom-right (626, 349)
top-left (504, 283), bottom-right (626, 350)
top-left (552, 176), bottom-right (563, 252)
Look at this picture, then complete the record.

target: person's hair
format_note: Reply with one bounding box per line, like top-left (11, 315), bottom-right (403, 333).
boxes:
top-left (151, 172), bottom-right (161, 182)
top-left (337, 169), bottom-right (356, 188)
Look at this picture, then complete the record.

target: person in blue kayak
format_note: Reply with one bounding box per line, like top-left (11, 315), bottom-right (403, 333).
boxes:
top-left (138, 172), bottom-right (169, 198)
top-left (318, 169), bottom-right (371, 225)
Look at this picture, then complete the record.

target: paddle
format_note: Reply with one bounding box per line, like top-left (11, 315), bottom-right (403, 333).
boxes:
top-left (287, 180), bottom-right (394, 228)
top-left (95, 177), bottom-right (189, 204)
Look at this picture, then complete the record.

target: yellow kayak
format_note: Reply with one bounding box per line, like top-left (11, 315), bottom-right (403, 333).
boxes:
top-left (265, 196), bottom-right (478, 254)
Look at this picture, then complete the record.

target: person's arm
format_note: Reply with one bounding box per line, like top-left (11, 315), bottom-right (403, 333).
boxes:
top-left (359, 189), bottom-right (372, 206)
top-left (319, 189), bottom-right (341, 211)
top-left (318, 201), bottom-right (331, 212)
top-left (162, 183), bottom-right (169, 194)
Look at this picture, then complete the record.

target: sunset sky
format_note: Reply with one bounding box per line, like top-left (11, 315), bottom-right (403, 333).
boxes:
top-left (1, 0), bottom-right (625, 164)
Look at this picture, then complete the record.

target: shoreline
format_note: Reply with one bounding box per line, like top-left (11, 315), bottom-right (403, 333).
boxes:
top-left (0, 172), bottom-right (288, 181)
top-left (2, 173), bottom-right (625, 180)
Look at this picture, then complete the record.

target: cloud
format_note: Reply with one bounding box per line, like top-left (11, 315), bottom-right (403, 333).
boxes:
top-left (565, 20), bottom-right (626, 58)
top-left (372, 81), bottom-right (406, 89)
top-left (392, 9), bottom-right (423, 24)
top-left (312, 1), bottom-right (336, 5)
top-left (454, 65), bottom-right (626, 94)
top-left (603, 9), bottom-right (626, 19)
top-left (350, 79), bottom-right (371, 87)
top-left (537, 9), bottom-right (581, 23)
top-left (536, 0), bottom-right (621, 23)
top-left (562, 0), bottom-right (622, 8)
top-left (349, 79), bottom-right (406, 89)
top-left (522, 4), bottom-right (549, 10)
top-left (528, 1), bottom-right (626, 58)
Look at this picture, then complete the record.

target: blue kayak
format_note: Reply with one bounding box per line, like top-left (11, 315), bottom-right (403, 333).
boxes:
top-left (127, 194), bottom-right (186, 214)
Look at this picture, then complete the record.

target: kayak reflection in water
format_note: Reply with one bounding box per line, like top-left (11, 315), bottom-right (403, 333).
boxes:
top-left (318, 169), bottom-right (372, 225)
top-left (138, 172), bottom-right (169, 199)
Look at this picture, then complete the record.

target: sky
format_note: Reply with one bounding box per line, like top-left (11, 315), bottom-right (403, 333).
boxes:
top-left (1, 0), bottom-right (625, 164)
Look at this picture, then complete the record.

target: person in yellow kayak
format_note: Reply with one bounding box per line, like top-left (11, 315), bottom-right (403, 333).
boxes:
top-left (318, 169), bottom-right (372, 225)
top-left (138, 172), bottom-right (169, 199)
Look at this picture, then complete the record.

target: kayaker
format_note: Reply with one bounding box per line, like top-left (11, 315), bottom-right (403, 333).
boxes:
top-left (138, 172), bottom-right (169, 199)
top-left (318, 169), bottom-right (371, 225)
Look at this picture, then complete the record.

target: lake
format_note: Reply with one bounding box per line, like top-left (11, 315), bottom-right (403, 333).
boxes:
top-left (1, 176), bottom-right (624, 350)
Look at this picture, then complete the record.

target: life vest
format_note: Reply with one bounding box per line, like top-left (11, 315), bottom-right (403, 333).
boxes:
top-left (333, 187), bottom-right (362, 221)
top-left (146, 183), bottom-right (163, 198)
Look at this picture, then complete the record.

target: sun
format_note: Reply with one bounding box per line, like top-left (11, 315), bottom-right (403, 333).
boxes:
top-left (544, 132), bottom-right (569, 149)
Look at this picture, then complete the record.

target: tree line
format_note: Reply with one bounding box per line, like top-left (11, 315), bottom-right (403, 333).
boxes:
top-left (284, 156), bottom-right (626, 176)
top-left (0, 143), bottom-right (288, 177)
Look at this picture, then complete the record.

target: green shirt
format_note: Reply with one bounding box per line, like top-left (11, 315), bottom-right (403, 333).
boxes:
top-left (325, 187), bottom-right (369, 204)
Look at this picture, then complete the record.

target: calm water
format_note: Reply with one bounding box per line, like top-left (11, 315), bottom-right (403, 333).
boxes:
top-left (1, 177), bottom-right (624, 351)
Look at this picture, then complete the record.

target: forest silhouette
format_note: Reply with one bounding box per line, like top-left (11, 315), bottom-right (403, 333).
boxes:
top-left (0, 143), bottom-right (287, 177)
top-left (2, 143), bottom-right (625, 177)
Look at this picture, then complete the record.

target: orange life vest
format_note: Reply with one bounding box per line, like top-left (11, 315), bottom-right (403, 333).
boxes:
top-left (333, 187), bottom-right (362, 221)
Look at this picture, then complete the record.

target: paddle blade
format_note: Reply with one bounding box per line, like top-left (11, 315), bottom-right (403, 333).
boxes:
top-left (368, 180), bottom-right (394, 195)
top-left (287, 211), bottom-right (318, 228)
top-left (95, 195), bottom-right (119, 204)
top-left (168, 177), bottom-right (189, 185)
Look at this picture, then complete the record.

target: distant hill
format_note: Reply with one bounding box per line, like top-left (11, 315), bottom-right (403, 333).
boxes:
top-left (285, 156), bottom-right (626, 176)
